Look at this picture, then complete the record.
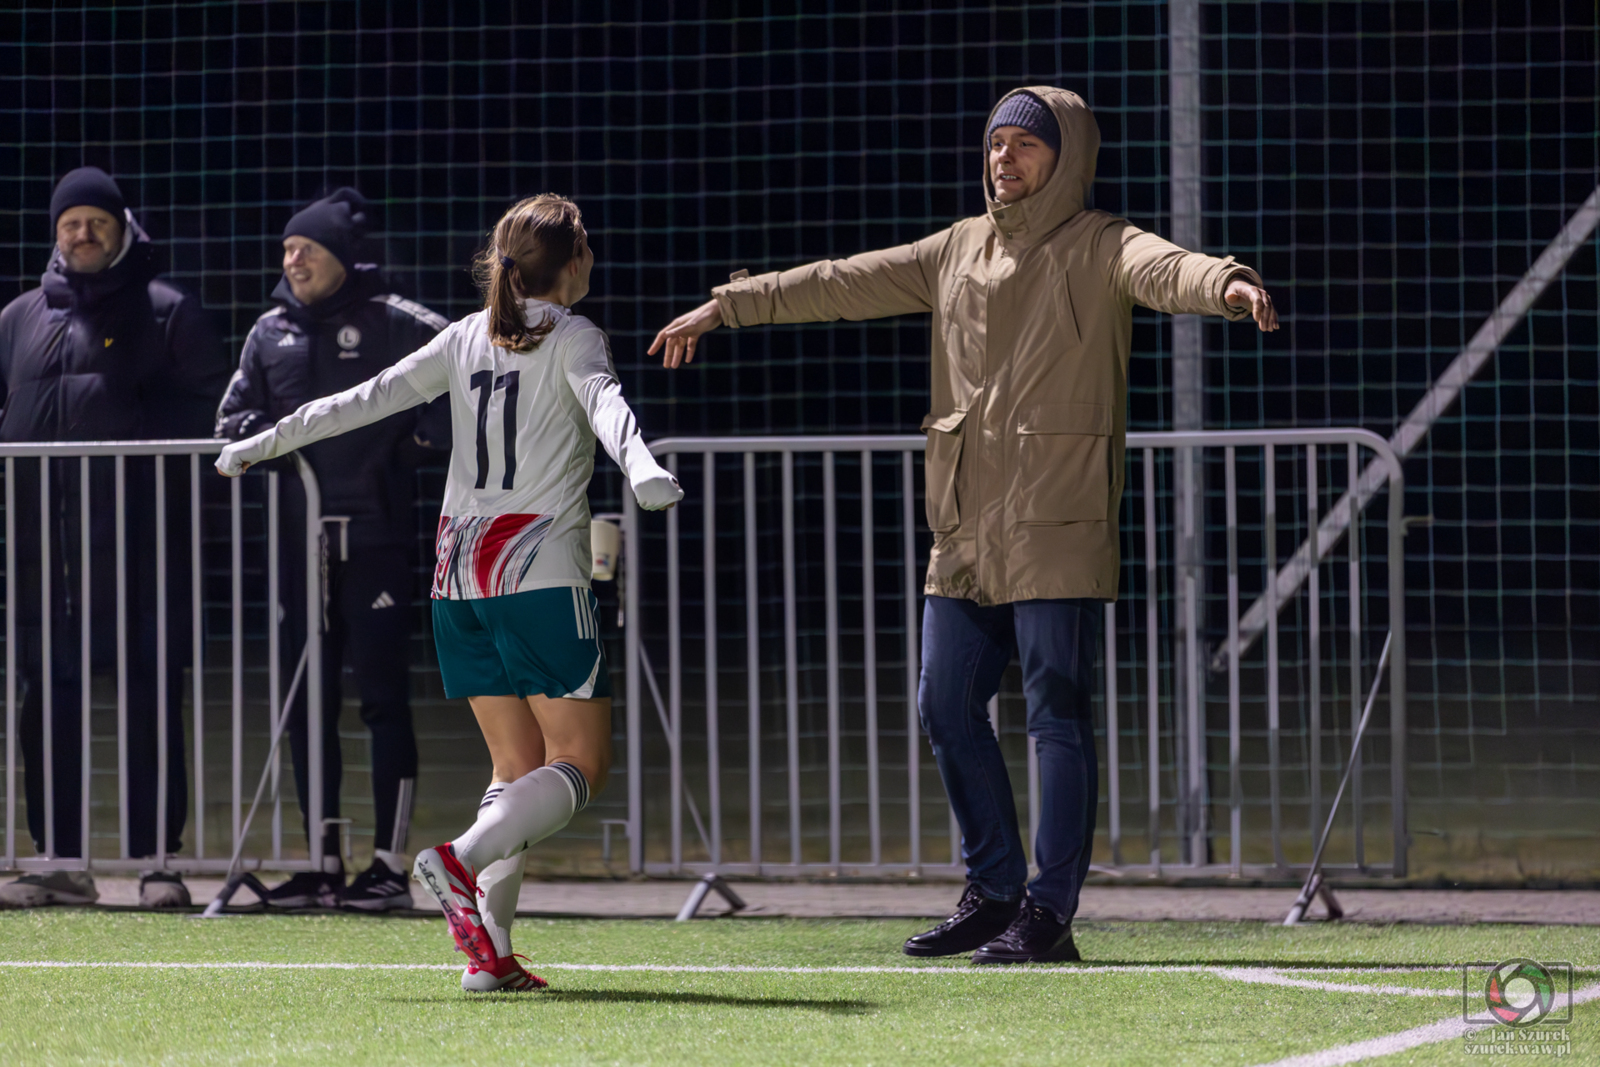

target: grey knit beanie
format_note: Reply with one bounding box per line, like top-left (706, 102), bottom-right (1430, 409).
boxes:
top-left (986, 92), bottom-right (1061, 152)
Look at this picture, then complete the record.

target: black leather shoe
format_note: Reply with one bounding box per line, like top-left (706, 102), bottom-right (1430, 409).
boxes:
top-left (903, 884), bottom-right (1022, 957)
top-left (971, 900), bottom-right (1081, 964)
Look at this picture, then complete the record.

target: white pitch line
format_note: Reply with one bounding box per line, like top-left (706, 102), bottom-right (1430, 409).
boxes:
top-left (1212, 967), bottom-right (1454, 998)
top-left (0, 960), bottom-right (1471, 987)
top-left (1253, 981), bottom-right (1600, 1067)
top-left (0, 960), bottom-right (1212, 975)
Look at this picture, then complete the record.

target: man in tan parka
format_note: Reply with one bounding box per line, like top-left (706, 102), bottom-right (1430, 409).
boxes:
top-left (652, 87), bottom-right (1278, 962)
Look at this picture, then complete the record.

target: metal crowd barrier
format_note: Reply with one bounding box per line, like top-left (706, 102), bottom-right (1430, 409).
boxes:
top-left (622, 429), bottom-right (1406, 880)
top-left (0, 440), bottom-right (327, 876)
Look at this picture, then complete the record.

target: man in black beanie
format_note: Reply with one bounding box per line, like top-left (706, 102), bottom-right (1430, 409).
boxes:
top-left (0, 166), bottom-right (230, 908)
top-left (216, 187), bottom-right (451, 910)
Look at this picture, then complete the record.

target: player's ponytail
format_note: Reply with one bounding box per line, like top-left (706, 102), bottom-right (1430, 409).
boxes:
top-left (474, 194), bottom-right (586, 351)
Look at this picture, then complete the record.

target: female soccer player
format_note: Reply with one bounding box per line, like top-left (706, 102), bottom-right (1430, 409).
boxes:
top-left (218, 194), bottom-right (681, 991)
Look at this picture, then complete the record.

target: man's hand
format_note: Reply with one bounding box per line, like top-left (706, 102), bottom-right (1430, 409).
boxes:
top-left (648, 299), bottom-right (723, 368)
top-left (1224, 278), bottom-right (1279, 332)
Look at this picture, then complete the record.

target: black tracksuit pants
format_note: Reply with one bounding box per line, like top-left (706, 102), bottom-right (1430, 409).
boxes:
top-left (281, 542), bottom-right (419, 860)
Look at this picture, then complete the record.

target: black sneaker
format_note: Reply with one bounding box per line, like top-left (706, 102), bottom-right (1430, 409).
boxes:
top-left (341, 857), bottom-right (414, 912)
top-left (971, 899), bottom-right (1081, 964)
top-left (263, 870), bottom-right (343, 909)
top-left (903, 883), bottom-right (1022, 957)
top-left (138, 870), bottom-right (191, 909)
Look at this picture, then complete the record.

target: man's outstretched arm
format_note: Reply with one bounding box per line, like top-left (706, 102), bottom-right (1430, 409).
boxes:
top-left (650, 237), bottom-right (943, 368)
top-left (1101, 221), bottom-right (1278, 332)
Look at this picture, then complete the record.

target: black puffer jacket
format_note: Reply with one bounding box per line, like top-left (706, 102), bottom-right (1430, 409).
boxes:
top-left (0, 218), bottom-right (228, 441)
top-left (215, 265), bottom-right (451, 548)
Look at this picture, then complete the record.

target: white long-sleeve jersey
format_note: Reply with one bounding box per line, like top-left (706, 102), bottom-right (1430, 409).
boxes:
top-left (219, 298), bottom-right (681, 599)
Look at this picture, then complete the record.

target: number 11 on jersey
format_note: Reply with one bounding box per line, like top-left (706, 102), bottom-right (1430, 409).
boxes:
top-left (471, 369), bottom-right (520, 490)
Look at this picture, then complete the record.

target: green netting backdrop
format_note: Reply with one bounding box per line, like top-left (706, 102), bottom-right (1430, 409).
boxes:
top-left (1, 1), bottom-right (1595, 879)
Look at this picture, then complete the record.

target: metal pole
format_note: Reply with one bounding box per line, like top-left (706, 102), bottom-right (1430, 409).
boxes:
top-left (743, 453), bottom-right (760, 869)
top-left (1185, 508), bottom-right (1204, 868)
top-left (79, 458), bottom-right (91, 870)
top-left (1387, 453), bottom-right (1408, 877)
top-left (667, 454), bottom-right (681, 872)
top-left (4, 458), bottom-right (15, 869)
top-left (268, 472), bottom-right (281, 860)
top-left (41, 459), bottom-right (53, 857)
top-left (1144, 449), bottom-right (1160, 872)
top-left (229, 476), bottom-right (243, 854)
top-left (624, 494), bottom-right (642, 872)
top-left (155, 458), bottom-right (168, 865)
top-left (1347, 442), bottom-right (1364, 868)
top-left (1266, 443), bottom-right (1285, 868)
top-left (702, 452), bottom-right (721, 868)
top-left (902, 451), bottom-right (920, 872)
top-left (781, 452), bottom-right (800, 866)
top-left (1308, 445), bottom-right (1321, 852)
top-left (115, 456), bottom-right (127, 859)
top-left (823, 453), bottom-right (841, 872)
top-left (861, 452), bottom-right (882, 867)
top-left (190, 454), bottom-right (204, 860)
top-left (1225, 447), bottom-right (1241, 875)
top-left (296, 455), bottom-right (323, 876)
top-left (1170, 0), bottom-right (1205, 869)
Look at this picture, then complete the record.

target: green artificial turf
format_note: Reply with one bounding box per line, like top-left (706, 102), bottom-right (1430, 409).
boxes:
top-left (0, 911), bottom-right (1595, 1066)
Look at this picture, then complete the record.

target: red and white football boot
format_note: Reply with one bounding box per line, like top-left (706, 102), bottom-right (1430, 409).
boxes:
top-left (412, 843), bottom-right (498, 969)
top-left (461, 952), bottom-right (549, 993)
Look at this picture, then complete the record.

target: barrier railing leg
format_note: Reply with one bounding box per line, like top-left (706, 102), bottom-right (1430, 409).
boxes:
top-left (1284, 632), bottom-right (1391, 925)
top-left (199, 645), bottom-right (310, 918)
top-left (675, 872), bottom-right (747, 921)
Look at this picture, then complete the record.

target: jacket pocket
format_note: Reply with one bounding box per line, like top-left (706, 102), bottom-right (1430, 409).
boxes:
top-left (1053, 276), bottom-right (1082, 346)
top-left (921, 409), bottom-right (967, 533)
top-left (1012, 402), bottom-right (1112, 523)
top-left (938, 275), bottom-right (969, 342)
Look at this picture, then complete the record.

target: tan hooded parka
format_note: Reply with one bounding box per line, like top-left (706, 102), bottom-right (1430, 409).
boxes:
top-left (712, 87), bottom-right (1262, 605)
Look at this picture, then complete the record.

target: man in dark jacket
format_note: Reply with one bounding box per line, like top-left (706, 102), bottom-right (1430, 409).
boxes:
top-left (216, 188), bottom-right (449, 910)
top-left (0, 167), bottom-right (229, 907)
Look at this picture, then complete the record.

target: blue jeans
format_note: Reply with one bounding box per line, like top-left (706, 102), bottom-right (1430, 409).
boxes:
top-left (918, 595), bottom-right (1100, 923)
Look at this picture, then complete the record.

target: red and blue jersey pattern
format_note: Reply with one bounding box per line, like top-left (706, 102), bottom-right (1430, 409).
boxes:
top-left (432, 513), bottom-right (556, 599)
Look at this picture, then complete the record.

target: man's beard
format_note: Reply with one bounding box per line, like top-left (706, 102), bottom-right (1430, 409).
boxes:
top-left (65, 241), bottom-right (111, 271)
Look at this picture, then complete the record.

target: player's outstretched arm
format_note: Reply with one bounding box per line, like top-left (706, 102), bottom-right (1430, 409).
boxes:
top-left (649, 298), bottom-right (723, 369)
top-left (216, 352), bottom-right (445, 477)
top-left (570, 326), bottom-right (685, 510)
top-left (1223, 276), bottom-right (1279, 332)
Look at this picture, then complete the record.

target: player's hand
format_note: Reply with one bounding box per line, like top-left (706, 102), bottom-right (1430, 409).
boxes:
top-left (649, 299), bottom-right (723, 368)
top-left (1224, 278), bottom-right (1279, 332)
top-left (634, 473), bottom-right (684, 511)
top-left (215, 446), bottom-right (250, 477)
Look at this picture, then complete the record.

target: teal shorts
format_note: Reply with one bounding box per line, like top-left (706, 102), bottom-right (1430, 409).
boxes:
top-left (431, 586), bottom-right (612, 701)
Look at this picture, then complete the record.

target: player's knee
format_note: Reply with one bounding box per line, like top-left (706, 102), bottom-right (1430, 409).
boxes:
top-left (578, 745), bottom-right (613, 797)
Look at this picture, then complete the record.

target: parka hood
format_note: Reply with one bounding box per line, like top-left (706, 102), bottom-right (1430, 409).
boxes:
top-left (983, 87), bottom-right (1100, 249)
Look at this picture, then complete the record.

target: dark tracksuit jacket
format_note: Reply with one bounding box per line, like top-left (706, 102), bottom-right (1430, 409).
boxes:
top-left (0, 219), bottom-right (229, 858)
top-left (215, 265), bottom-right (449, 854)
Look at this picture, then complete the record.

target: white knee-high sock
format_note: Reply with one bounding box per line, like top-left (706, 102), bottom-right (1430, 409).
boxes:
top-left (477, 852), bottom-right (525, 958)
top-left (470, 782), bottom-right (524, 958)
top-left (454, 762), bottom-right (589, 874)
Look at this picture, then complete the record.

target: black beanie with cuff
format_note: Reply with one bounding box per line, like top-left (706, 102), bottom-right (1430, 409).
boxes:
top-left (50, 167), bottom-right (127, 231)
top-left (283, 187), bottom-right (370, 268)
